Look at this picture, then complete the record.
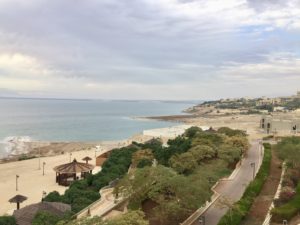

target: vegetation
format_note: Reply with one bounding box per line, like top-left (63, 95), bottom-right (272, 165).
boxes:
top-left (271, 136), bottom-right (300, 222)
top-left (282, 98), bottom-right (300, 110)
top-left (0, 216), bottom-right (16, 225)
top-left (217, 143), bottom-right (272, 225)
top-left (198, 95), bottom-right (300, 114)
top-left (18, 154), bottom-right (36, 161)
top-left (32, 211), bottom-right (62, 225)
top-left (57, 210), bottom-right (149, 225)
top-left (114, 127), bottom-right (248, 225)
top-left (43, 126), bottom-right (248, 225)
top-left (44, 145), bottom-right (139, 213)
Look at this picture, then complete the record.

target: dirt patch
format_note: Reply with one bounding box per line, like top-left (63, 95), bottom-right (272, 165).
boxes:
top-left (241, 148), bottom-right (282, 225)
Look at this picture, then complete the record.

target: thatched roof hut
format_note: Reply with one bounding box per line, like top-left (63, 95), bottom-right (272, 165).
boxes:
top-left (53, 159), bottom-right (94, 186)
top-left (13, 202), bottom-right (71, 225)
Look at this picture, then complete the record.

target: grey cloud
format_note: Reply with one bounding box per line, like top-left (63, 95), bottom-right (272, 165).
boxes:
top-left (0, 0), bottom-right (299, 99)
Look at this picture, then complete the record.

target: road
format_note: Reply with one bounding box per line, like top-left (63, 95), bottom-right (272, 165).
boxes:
top-left (192, 141), bottom-right (262, 225)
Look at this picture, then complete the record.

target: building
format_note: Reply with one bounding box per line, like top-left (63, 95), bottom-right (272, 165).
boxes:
top-left (260, 115), bottom-right (300, 134)
top-left (96, 151), bottom-right (112, 167)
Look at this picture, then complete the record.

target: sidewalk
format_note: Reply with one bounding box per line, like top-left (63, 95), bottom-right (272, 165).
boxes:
top-left (191, 141), bottom-right (262, 225)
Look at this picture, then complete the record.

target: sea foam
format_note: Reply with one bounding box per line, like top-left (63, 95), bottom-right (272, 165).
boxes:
top-left (0, 136), bottom-right (31, 158)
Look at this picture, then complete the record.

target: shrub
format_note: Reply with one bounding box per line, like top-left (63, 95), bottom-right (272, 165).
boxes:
top-left (44, 146), bottom-right (138, 213)
top-left (0, 216), bottom-right (16, 225)
top-left (279, 187), bottom-right (296, 203)
top-left (32, 211), bottom-right (61, 225)
top-left (137, 158), bottom-right (152, 168)
top-left (271, 183), bottom-right (300, 222)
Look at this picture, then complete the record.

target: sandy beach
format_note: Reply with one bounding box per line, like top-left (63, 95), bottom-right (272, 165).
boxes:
top-left (0, 135), bottom-right (154, 215)
top-left (0, 112), bottom-right (284, 216)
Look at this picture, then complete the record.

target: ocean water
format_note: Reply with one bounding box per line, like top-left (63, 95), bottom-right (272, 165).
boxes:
top-left (0, 98), bottom-right (196, 157)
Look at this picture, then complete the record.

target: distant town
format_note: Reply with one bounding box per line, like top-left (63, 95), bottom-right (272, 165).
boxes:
top-left (188, 91), bottom-right (300, 116)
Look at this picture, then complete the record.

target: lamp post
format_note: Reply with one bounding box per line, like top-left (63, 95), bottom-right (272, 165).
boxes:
top-left (43, 162), bottom-right (46, 176)
top-left (16, 175), bottom-right (19, 191)
top-left (250, 162), bottom-right (256, 180)
top-left (69, 152), bottom-right (72, 162)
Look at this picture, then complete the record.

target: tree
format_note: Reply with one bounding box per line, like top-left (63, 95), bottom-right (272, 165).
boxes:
top-left (217, 127), bottom-right (247, 137)
top-left (32, 211), bottom-right (61, 225)
top-left (114, 166), bottom-right (211, 225)
top-left (184, 126), bottom-right (203, 138)
top-left (169, 152), bottom-right (198, 174)
top-left (218, 144), bottom-right (241, 164)
top-left (137, 159), bottom-right (153, 168)
top-left (132, 149), bottom-right (154, 168)
top-left (225, 136), bottom-right (249, 154)
top-left (189, 145), bottom-right (216, 162)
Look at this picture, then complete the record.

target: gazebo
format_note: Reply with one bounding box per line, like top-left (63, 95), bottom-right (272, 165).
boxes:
top-left (9, 194), bottom-right (27, 210)
top-left (53, 159), bottom-right (95, 186)
top-left (82, 156), bottom-right (92, 164)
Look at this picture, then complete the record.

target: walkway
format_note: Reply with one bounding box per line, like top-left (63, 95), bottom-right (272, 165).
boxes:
top-left (192, 140), bottom-right (263, 225)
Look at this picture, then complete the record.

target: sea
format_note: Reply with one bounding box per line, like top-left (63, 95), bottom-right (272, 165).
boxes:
top-left (0, 98), bottom-right (197, 158)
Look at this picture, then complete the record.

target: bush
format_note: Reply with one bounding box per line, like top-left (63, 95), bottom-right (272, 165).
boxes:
top-left (184, 126), bottom-right (203, 138)
top-left (18, 154), bottom-right (36, 161)
top-left (32, 211), bottom-right (61, 225)
top-left (217, 143), bottom-right (272, 225)
top-left (0, 216), bottom-right (16, 225)
top-left (45, 146), bottom-right (138, 213)
top-left (137, 158), bottom-right (152, 168)
top-left (271, 183), bottom-right (300, 222)
top-left (217, 127), bottom-right (247, 137)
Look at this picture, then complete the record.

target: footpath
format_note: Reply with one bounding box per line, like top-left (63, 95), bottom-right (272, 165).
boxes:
top-left (185, 141), bottom-right (263, 225)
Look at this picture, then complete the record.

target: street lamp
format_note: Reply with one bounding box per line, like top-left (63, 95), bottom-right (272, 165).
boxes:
top-left (69, 152), bottom-right (72, 162)
top-left (16, 175), bottom-right (19, 191)
top-left (250, 162), bottom-right (256, 179)
top-left (43, 162), bottom-right (46, 176)
top-left (199, 216), bottom-right (205, 225)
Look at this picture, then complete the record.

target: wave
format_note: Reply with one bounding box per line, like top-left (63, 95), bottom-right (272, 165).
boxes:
top-left (0, 136), bottom-right (32, 158)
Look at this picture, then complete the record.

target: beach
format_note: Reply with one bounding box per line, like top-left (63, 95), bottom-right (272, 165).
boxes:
top-left (0, 134), bottom-right (159, 215)
top-left (0, 101), bottom-right (277, 216)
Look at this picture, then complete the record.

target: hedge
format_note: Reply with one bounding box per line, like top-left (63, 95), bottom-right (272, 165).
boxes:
top-left (217, 143), bottom-right (272, 225)
top-left (0, 216), bottom-right (16, 225)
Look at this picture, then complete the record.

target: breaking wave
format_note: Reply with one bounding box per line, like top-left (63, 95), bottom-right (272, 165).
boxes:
top-left (0, 136), bottom-right (32, 158)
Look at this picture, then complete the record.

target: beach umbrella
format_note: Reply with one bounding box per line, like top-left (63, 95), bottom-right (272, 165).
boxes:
top-left (9, 194), bottom-right (28, 210)
top-left (82, 156), bottom-right (92, 164)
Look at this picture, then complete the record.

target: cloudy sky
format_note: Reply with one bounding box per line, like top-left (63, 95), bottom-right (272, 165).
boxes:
top-left (0, 0), bottom-right (300, 100)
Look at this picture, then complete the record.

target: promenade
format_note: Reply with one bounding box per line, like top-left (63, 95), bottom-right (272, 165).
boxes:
top-left (192, 141), bottom-right (262, 225)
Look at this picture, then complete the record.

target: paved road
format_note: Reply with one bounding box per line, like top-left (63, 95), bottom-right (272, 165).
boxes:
top-left (192, 141), bottom-right (262, 225)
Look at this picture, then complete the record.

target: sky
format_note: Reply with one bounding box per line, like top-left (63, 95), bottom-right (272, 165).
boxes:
top-left (0, 0), bottom-right (300, 100)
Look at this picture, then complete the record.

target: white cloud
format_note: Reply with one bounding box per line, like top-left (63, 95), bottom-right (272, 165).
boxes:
top-left (0, 0), bottom-right (299, 99)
